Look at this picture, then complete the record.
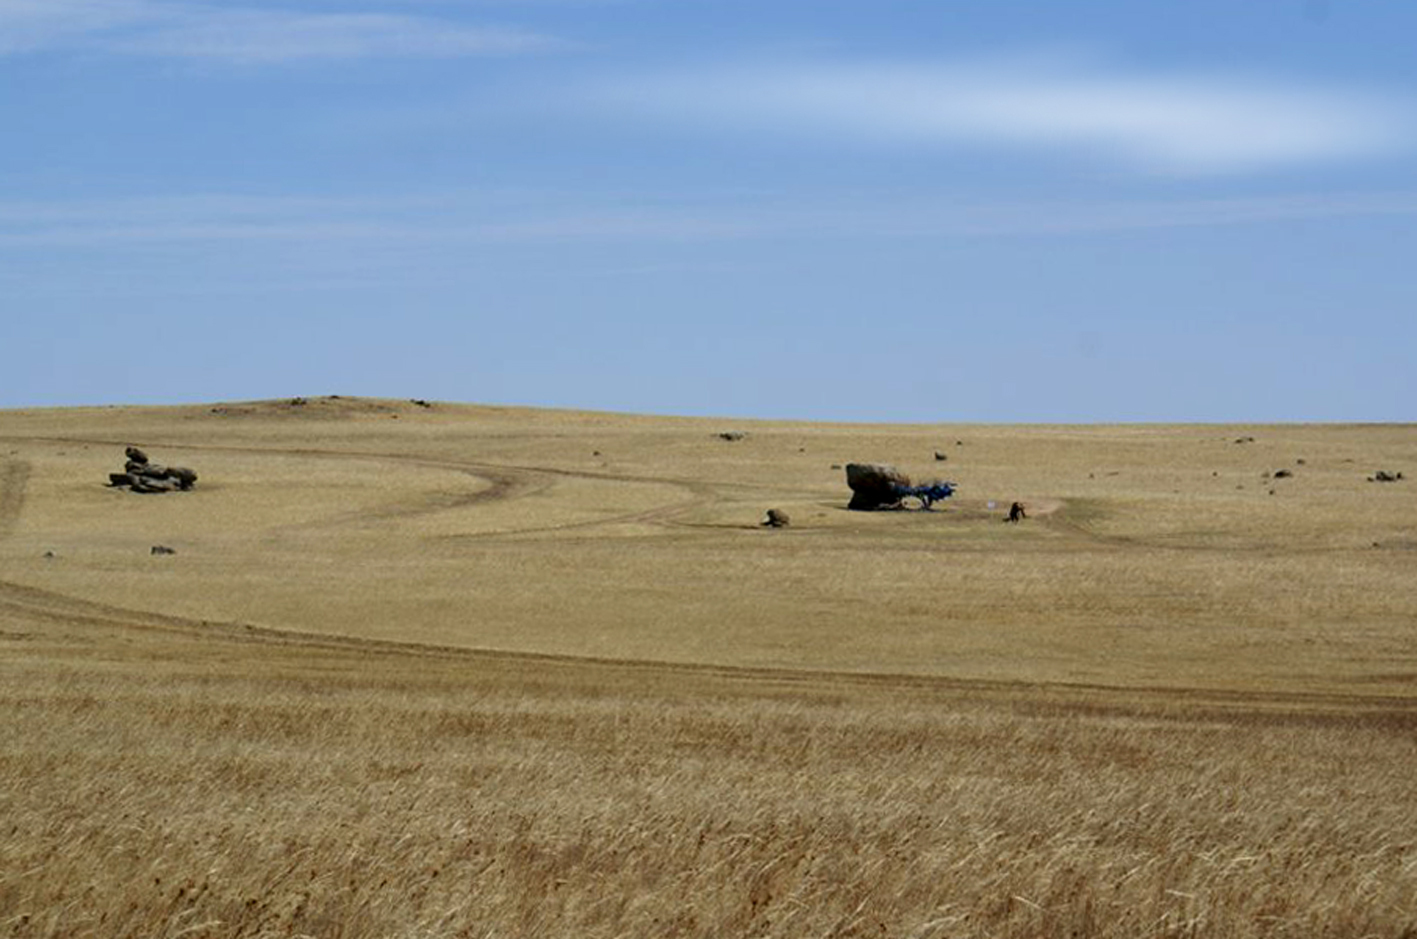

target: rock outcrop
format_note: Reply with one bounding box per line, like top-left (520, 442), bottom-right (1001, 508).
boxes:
top-left (108, 448), bottom-right (198, 494)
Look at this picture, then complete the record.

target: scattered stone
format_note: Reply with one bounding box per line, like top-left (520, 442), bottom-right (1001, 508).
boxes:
top-left (125, 446), bottom-right (149, 464)
top-left (762, 508), bottom-right (791, 528)
top-left (934, 451), bottom-right (948, 461)
top-left (150, 545), bottom-right (176, 556)
top-left (718, 432), bottom-right (745, 442)
top-left (1296, 459), bottom-right (1306, 465)
top-left (1273, 469), bottom-right (1293, 479)
top-left (1370, 471), bottom-right (1405, 483)
top-left (42, 550), bottom-right (55, 559)
top-left (1235, 436), bottom-right (1256, 444)
top-left (830, 463), bottom-right (842, 470)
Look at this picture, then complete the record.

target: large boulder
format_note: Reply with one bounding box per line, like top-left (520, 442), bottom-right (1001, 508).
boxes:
top-left (845, 463), bottom-right (910, 511)
top-left (110, 447), bottom-right (198, 493)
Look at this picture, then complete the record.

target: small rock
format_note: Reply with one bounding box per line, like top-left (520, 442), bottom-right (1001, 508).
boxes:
top-left (762, 509), bottom-right (791, 528)
top-left (718, 432), bottom-right (745, 442)
top-left (151, 545), bottom-right (176, 556)
top-left (42, 550), bottom-right (55, 559)
top-left (125, 446), bottom-right (149, 464)
top-left (934, 451), bottom-right (948, 461)
top-left (1273, 469), bottom-right (1293, 479)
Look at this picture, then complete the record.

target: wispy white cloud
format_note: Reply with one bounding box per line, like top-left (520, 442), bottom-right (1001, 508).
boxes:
top-left (592, 56), bottom-right (1413, 174)
top-left (0, 0), bottom-right (558, 60)
top-left (5, 189), bottom-right (1417, 250)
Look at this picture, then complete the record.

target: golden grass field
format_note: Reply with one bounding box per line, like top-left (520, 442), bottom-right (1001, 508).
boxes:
top-left (2, 397), bottom-right (1415, 937)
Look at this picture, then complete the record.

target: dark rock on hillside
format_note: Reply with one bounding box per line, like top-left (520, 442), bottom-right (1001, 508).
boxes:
top-left (108, 448), bottom-right (198, 494)
top-left (846, 463), bottom-right (910, 511)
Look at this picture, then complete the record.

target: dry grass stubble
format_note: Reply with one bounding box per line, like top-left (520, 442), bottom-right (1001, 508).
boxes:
top-left (3, 622), bottom-right (1416, 939)
top-left (2, 400), bottom-right (1416, 936)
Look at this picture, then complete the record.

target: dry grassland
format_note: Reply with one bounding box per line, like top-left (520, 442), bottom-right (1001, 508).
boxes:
top-left (2, 398), bottom-right (1415, 937)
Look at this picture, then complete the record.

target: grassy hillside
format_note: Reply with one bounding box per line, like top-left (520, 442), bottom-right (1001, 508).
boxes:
top-left (3, 396), bottom-right (1414, 690)
top-left (2, 398), bottom-right (1415, 937)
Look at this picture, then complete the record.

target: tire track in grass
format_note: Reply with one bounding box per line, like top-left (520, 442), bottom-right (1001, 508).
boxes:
top-left (1, 575), bottom-right (1413, 719)
top-left (0, 434), bottom-right (717, 538)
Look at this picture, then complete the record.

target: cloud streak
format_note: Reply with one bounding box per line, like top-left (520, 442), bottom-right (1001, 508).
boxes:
top-left (6, 189), bottom-right (1417, 250)
top-left (0, 0), bottom-right (558, 61)
top-left (594, 56), bottom-right (1413, 174)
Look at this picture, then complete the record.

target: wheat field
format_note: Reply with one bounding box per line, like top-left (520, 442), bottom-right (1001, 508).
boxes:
top-left (2, 397), bottom-right (1415, 937)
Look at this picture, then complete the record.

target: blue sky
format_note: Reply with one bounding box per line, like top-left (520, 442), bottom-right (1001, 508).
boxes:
top-left (3, 0), bottom-right (1415, 421)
